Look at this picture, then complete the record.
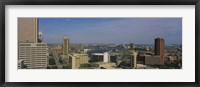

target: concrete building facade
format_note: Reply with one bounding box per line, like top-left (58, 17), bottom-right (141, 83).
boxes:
top-left (18, 18), bottom-right (38, 43)
top-left (19, 43), bottom-right (48, 69)
top-left (18, 18), bottom-right (49, 69)
top-left (70, 54), bottom-right (89, 69)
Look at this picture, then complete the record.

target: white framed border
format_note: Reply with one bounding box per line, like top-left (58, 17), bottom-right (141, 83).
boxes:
top-left (5, 5), bottom-right (195, 82)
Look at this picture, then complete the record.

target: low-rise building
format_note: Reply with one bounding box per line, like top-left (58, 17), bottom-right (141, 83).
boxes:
top-left (145, 55), bottom-right (162, 65)
top-left (69, 54), bottom-right (89, 69)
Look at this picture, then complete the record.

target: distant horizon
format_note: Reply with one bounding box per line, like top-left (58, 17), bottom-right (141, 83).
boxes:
top-left (39, 18), bottom-right (182, 44)
top-left (46, 42), bottom-right (182, 45)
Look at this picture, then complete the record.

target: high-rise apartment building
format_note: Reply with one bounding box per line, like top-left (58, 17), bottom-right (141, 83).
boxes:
top-left (63, 36), bottom-right (69, 56)
top-left (154, 38), bottom-right (165, 65)
top-left (18, 18), bottom-right (38, 43)
top-left (19, 43), bottom-right (48, 69)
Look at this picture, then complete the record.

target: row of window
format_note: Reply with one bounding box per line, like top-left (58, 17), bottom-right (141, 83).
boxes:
top-left (19, 44), bottom-right (31, 46)
top-left (19, 57), bottom-right (47, 59)
top-left (19, 54), bottom-right (47, 55)
top-left (19, 44), bottom-right (47, 46)
top-left (19, 52), bottom-right (47, 54)
top-left (19, 48), bottom-right (47, 50)
top-left (19, 50), bottom-right (47, 52)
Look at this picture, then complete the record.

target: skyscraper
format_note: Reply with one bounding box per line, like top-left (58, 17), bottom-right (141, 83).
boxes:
top-left (18, 18), bottom-right (38, 43)
top-left (63, 36), bottom-right (69, 56)
top-left (154, 38), bottom-right (165, 65)
top-left (18, 18), bottom-right (48, 69)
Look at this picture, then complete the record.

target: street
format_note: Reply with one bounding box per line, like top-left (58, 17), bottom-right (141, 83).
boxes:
top-left (50, 47), bottom-right (63, 69)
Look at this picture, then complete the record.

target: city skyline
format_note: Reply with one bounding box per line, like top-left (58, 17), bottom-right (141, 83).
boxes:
top-left (18, 18), bottom-right (182, 69)
top-left (39, 18), bottom-right (182, 44)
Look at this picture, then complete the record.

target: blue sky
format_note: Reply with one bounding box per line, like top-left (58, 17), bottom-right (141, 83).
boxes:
top-left (38, 18), bottom-right (182, 44)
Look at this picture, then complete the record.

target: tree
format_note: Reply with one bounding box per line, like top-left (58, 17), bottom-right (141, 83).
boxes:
top-left (52, 66), bottom-right (58, 69)
top-left (79, 63), bottom-right (100, 69)
top-left (49, 53), bottom-right (53, 56)
top-left (49, 58), bottom-right (56, 65)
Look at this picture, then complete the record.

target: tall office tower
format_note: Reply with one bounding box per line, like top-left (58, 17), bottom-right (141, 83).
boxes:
top-left (19, 43), bottom-right (48, 69)
top-left (18, 18), bottom-right (38, 43)
top-left (63, 36), bottom-right (69, 56)
top-left (154, 38), bottom-right (165, 65)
